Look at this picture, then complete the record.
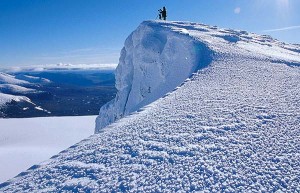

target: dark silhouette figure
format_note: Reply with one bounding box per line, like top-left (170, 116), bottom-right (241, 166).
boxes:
top-left (158, 9), bottom-right (162, 20)
top-left (161, 7), bottom-right (167, 20)
top-left (158, 7), bottom-right (167, 20)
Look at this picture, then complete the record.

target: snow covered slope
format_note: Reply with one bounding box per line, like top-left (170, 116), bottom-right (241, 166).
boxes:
top-left (0, 116), bottom-right (95, 183)
top-left (0, 72), bottom-right (38, 107)
top-left (0, 72), bottom-right (52, 117)
top-left (0, 72), bottom-right (30, 85)
top-left (95, 21), bottom-right (212, 131)
top-left (0, 93), bottom-right (31, 107)
top-left (0, 84), bottom-right (37, 95)
top-left (1, 21), bottom-right (300, 192)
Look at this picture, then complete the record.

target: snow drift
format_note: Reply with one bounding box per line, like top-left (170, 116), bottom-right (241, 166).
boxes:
top-left (1, 21), bottom-right (300, 192)
top-left (95, 21), bottom-right (212, 132)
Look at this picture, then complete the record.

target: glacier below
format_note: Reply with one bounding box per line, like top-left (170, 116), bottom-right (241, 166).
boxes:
top-left (1, 21), bottom-right (300, 192)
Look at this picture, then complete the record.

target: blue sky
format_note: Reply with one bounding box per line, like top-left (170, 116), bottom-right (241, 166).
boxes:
top-left (0, 0), bottom-right (299, 67)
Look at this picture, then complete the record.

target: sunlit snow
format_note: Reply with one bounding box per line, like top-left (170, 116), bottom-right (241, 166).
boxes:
top-left (0, 116), bottom-right (95, 183)
top-left (1, 21), bottom-right (299, 192)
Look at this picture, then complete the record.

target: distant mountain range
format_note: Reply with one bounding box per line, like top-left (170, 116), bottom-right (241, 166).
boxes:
top-left (0, 70), bottom-right (116, 118)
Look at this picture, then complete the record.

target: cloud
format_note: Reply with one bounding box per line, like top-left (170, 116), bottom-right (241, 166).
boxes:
top-left (263, 25), bottom-right (300, 32)
top-left (234, 7), bottom-right (241, 14)
top-left (1, 63), bottom-right (118, 72)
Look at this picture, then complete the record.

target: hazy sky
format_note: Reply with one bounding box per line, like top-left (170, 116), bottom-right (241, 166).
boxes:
top-left (1, 0), bottom-right (299, 67)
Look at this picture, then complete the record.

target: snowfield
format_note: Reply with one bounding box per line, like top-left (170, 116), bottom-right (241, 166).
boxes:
top-left (0, 116), bottom-right (95, 183)
top-left (1, 21), bottom-right (300, 192)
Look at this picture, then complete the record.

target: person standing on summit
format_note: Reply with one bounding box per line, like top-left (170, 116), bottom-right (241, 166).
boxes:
top-left (159, 6), bottom-right (167, 20)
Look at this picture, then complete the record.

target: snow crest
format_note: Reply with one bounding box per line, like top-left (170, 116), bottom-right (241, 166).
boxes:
top-left (96, 21), bottom-right (212, 132)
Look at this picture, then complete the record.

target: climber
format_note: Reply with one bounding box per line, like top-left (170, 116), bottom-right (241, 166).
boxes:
top-left (158, 7), bottom-right (167, 20)
top-left (161, 7), bottom-right (167, 20)
top-left (158, 9), bottom-right (162, 20)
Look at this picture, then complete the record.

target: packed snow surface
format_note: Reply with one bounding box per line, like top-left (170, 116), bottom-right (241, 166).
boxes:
top-left (0, 116), bottom-right (95, 183)
top-left (1, 21), bottom-right (300, 192)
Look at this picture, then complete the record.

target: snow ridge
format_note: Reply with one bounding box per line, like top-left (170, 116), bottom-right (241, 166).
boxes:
top-left (0, 93), bottom-right (31, 107)
top-left (0, 72), bottom-right (50, 111)
top-left (1, 21), bottom-right (300, 192)
top-left (0, 72), bottom-right (30, 85)
top-left (96, 21), bottom-right (212, 132)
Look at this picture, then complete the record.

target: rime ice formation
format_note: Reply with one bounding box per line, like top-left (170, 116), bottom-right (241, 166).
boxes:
top-left (1, 21), bottom-right (300, 192)
top-left (95, 21), bottom-right (212, 132)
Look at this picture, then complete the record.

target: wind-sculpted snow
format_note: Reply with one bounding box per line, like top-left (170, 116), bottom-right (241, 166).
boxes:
top-left (1, 21), bottom-right (300, 192)
top-left (96, 21), bottom-right (212, 131)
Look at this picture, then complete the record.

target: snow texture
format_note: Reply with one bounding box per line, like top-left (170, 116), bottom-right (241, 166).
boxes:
top-left (1, 21), bottom-right (300, 192)
top-left (0, 116), bottom-right (95, 183)
top-left (95, 21), bottom-right (212, 131)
